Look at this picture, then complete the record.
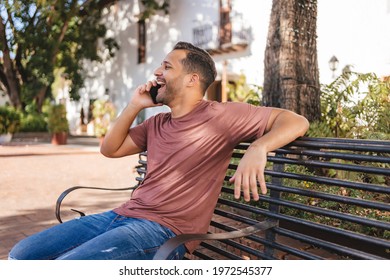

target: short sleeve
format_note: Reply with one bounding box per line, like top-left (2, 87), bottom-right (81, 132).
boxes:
top-left (222, 102), bottom-right (272, 145)
top-left (128, 119), bottom-right (149, 151)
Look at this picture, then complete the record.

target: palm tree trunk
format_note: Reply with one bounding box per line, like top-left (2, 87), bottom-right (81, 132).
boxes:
top-left (263, 0), bottom-right (321, 122)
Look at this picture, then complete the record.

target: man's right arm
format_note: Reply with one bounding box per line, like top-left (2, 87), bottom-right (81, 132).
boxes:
top-left (100, 81), bottom-right (160, 158)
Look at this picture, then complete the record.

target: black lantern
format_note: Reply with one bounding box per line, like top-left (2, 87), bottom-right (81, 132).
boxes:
top-left (328, 55), bottom-right (339, 78)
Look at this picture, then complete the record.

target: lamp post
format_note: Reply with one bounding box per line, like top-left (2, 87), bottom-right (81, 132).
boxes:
top-left (328, 55), bottom-right (339, 79)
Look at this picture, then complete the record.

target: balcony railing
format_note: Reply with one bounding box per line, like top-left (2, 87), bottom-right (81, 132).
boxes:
top-left (193, 20), bottom-right (252, 55)
top-left (193, 24), bottom-right (214, 49)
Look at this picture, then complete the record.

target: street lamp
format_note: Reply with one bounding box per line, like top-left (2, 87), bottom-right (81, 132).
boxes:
top-left (328, 55), bottom-right (339, 79)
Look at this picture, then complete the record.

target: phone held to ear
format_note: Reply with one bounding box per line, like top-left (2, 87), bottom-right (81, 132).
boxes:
top-left (149, 84), bottom-right (161, 104)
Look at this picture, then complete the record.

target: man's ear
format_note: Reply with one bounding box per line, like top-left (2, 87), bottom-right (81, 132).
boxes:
top-left (187, 73), bottom-right (200, 87)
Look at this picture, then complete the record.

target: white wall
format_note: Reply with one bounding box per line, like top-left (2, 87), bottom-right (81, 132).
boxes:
top-left (0, 91), bottom-right (10, 106)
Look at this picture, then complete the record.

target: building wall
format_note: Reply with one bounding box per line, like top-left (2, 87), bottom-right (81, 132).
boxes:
top-left (0, 91), bottom-right (10, 106)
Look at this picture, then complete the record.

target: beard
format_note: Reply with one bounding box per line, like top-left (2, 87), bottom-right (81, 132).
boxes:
top-left (157, 76), bottom-right (183, 105)
top-left (160, 86), bottom-right (174, 105)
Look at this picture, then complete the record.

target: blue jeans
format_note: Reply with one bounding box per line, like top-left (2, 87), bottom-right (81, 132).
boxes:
top-left (9, 211), bottom-right (186, 260)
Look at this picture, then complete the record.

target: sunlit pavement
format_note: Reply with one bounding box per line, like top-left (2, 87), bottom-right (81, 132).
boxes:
top-left (0, 137), bottom-right (139, 259)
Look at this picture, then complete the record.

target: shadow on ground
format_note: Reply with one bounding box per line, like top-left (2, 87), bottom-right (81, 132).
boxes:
top-left (0, 189), bottom-right (133, 260)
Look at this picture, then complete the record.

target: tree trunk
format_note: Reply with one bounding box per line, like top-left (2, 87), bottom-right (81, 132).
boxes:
top-left (35, 86), bottom-right (49, 112)
top-left (0, 15), bottom-right (22, 109)
top-left (263, 0), bottom-right (320, 122)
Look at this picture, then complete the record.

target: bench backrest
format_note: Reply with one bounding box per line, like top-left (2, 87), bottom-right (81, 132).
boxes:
top-left (136, 137), bottom-right (390, 260)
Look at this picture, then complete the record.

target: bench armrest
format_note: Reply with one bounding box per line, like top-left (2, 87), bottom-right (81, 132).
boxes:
top-left (153, 219), bottom-right (278, 260)
top-left (55, 185), bottom-right (138, 223)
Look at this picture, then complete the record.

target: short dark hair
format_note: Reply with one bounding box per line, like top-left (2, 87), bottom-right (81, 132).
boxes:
top-left (173, 41), bottom-right (217, 92)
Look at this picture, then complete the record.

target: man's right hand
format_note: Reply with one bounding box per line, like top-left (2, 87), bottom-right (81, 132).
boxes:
top-left (129, 80), bottom-right (162, 110)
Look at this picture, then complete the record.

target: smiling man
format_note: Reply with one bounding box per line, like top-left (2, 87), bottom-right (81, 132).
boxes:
top-left (9, 41), bottom-right (309, 260)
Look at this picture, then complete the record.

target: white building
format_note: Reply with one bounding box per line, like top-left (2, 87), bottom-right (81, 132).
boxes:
top-left (70, 0), bottom-right (390, 134)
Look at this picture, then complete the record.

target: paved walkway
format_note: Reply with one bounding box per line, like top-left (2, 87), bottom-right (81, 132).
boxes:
top-left (0, 136), bottom-right (139, 259)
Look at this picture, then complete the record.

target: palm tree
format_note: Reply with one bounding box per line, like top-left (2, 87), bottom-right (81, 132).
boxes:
top-left (263, 0), bottom-right (321, 122)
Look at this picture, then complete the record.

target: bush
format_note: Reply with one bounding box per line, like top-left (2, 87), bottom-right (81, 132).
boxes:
top-left (227, 73), bottom-right (262, 106)
top-left (19, 113), bottom-right (48, 132)
top-left (47, 104), bottom-right (69, 133)
top-left (308, 72), bottom-right (390, 139)
top-left (17, 102), bottom-right (49, 132)
top-left (92, 99), bottom-right (116, 137)
top-left (0, 106), bottom-right (21, 134)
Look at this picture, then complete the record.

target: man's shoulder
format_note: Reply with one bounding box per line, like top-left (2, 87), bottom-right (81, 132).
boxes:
top-left (207, 100), bottom-right (265, 112)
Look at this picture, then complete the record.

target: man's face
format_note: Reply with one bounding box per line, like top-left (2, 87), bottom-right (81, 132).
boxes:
top-left (154, 49), bottom-right (188, 105)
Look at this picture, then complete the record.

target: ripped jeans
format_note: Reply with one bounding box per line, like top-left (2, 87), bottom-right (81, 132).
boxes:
top-left (9, 210), bottom-right (185, 260)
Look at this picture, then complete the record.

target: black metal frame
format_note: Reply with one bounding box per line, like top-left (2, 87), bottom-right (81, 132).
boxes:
top-left (187, 137), bottom-right (389, 260)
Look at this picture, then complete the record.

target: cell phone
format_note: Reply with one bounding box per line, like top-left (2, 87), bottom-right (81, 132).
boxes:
top-left (149, 84), bottom-right (161, 104)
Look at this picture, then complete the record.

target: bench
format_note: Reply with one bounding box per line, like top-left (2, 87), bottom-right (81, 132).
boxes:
top-left (56, 137), bottom-right (390, 260)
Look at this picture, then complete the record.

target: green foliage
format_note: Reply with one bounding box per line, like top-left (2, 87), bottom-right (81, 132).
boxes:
top-left (47, 104), bottom-right (69, 133)
top-left (139, 0), bottom-right (170, 20)
top-left (0, 106), bottom-right (21, 134)
top-left (92, 99), bottom-right (116, 137)
top-left (19, 113), bottom-right (47, 132)
top-left (0, 0), bottom-right (120, 108)
top-left (19, 101), bottom-right (49, 132)
top-left (308, 72), bottom-right (390, 139)
top-left (227, 73), bottom-right (262, 106)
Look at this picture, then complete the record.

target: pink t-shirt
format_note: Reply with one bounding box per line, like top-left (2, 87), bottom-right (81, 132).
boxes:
top-left (114, 100), bottom-right (272, 252)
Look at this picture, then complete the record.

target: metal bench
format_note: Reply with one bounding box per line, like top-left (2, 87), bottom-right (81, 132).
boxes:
top-left (56, 137), bottom-right (390, 260)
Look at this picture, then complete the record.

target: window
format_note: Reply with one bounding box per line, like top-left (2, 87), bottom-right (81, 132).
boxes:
top-left (138, 20), bottom-right (146, 64)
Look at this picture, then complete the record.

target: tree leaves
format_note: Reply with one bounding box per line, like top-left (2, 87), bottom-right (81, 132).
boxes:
top-left (0, 0), bottom-right (119, 110)
top-left (309, 71), bottom-right (390, 139)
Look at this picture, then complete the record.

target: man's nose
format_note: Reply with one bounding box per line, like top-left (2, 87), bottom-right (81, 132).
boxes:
top-left (154, 66), bottom-right (163, 77)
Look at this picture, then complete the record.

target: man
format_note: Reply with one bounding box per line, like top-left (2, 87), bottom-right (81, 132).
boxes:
top-left (9, 41), bottom-right (309, 260)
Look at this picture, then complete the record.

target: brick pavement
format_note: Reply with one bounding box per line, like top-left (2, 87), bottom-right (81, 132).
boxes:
top-left (0, 137), bottom-right (140, 260)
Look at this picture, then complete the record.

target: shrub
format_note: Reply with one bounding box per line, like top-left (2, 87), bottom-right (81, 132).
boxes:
top-left (0, 106), bottom-right (21, 134)
top-left (227, 73), bottom-right (262, 106)
top-left (92, 99), bottom-right (116, 138)
top-left (19, 113), bottom-right (48, 132)
top-left (47, 104), bottom-right (69, 133)
top-left (308, 72), bottom-right (390, 139)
